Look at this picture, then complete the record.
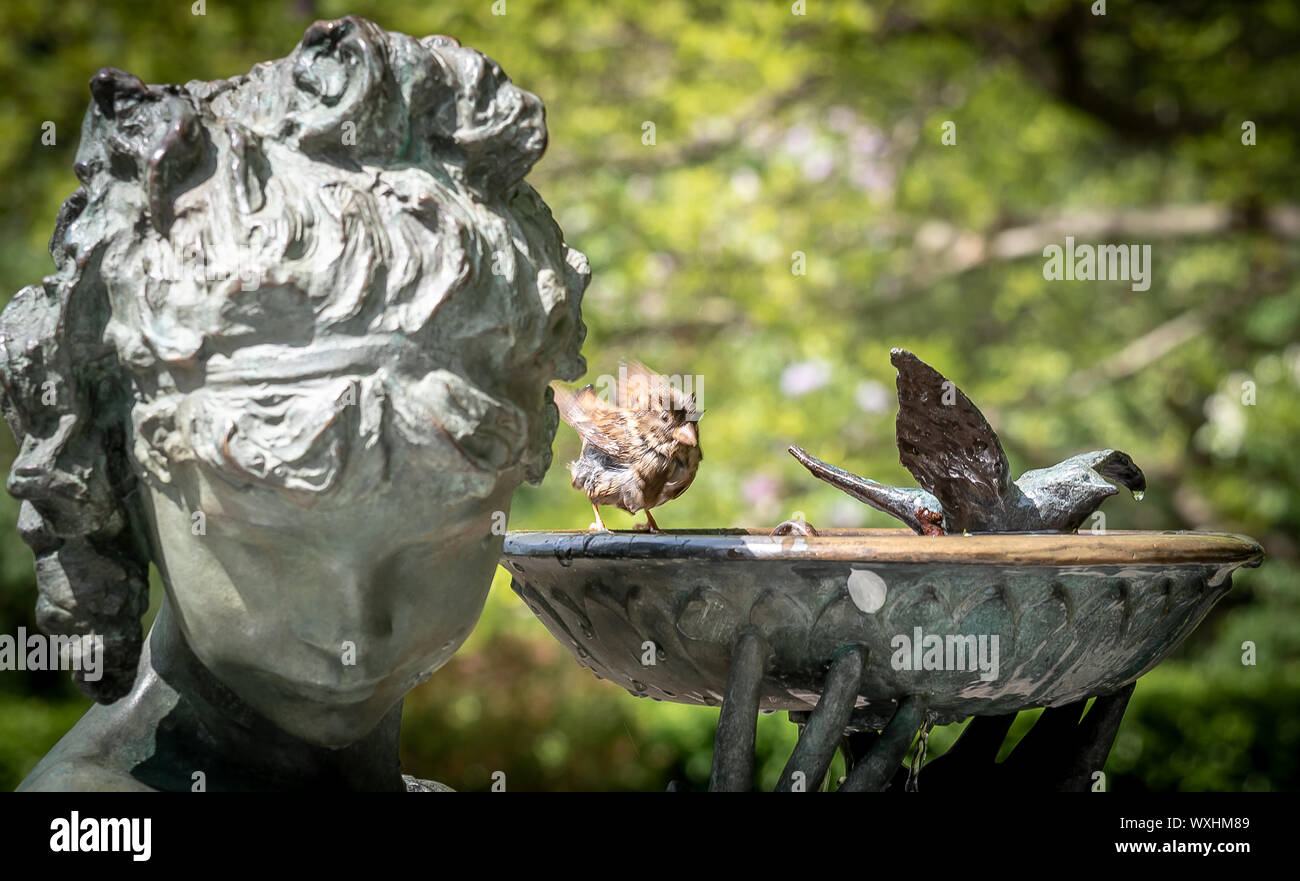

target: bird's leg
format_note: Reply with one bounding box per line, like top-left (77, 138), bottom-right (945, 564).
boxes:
top-left (642, 508), bottom-right (661, 533)
top-left (589, 503), bottom-right (608, 532)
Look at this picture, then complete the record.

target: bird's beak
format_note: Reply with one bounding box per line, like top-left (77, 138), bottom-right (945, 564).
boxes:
top-left (673, 423), bottom-right (698, 446)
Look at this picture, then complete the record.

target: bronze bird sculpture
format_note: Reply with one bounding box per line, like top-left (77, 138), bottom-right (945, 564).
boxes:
top-left (553, 362), bottom-right (702, 532)
top-left (790, 349), bottom-right (1146, 534)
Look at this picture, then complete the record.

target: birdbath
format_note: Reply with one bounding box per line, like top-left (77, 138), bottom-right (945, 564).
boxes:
top-left (502, 528), bottom-right (1261, 789)
top-left (502, 351), bottom-right (1265, 790)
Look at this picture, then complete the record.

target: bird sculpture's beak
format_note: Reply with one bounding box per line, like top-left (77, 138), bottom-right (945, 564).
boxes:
top-left (673, 423), bottom-right (698, 446)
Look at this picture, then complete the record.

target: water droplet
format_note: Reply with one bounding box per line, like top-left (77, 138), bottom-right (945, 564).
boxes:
top-left (846, 568), bottom-right (888, 614)
top-left (1131, 490), bottom-right (1145, 501)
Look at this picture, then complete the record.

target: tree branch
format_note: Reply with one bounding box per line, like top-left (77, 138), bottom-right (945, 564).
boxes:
top-left (540, 74), bottom-right (828, 177)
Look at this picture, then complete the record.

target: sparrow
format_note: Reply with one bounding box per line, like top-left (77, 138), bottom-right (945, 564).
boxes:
top-left (553, 361), bottom-right (702, 532)
top-left (790, 348), bottom-right (1146, 534)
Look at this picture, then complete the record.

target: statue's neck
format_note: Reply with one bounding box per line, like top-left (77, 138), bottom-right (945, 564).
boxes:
top-left (126, 598), bottom-right (406, 791)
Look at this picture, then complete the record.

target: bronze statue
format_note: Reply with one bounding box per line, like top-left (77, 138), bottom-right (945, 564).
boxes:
top-left (0, 16), bottom-right (587, 790)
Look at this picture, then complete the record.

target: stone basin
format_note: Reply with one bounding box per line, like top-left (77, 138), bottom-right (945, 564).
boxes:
top-left (501, 529), bottom-right (1263, 728)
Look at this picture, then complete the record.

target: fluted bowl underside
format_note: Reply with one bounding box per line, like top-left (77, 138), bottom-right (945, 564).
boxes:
top-left (501, 529), bottom-right (1263, 727)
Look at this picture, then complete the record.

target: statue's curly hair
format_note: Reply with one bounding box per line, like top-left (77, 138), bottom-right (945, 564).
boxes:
top-left (0, 16), bottom-right (588, 703)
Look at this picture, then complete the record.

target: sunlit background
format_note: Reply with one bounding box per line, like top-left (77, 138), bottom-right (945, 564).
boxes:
top-left (1, 0), bottom-right (1297, 791)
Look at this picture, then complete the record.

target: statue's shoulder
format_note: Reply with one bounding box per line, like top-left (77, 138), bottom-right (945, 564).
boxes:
top-left (17, 704), bottom-right (158, 792)
top-left (19, 752), bottom-right (156, 792)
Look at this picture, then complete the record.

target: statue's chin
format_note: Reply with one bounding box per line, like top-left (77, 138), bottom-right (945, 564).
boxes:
top-left (279, 697), bottom-right (396, 750)
top-left (221, 666), bottom-right (405, 749)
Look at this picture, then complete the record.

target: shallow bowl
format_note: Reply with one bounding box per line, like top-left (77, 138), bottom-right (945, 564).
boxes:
top-left (500, 529), bottom-right (1263, 727)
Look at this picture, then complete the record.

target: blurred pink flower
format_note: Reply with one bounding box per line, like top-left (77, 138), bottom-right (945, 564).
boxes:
top-left (742, 473), bottom-right (782, 516)
top-left (780, 360), bottom-right (831, 397)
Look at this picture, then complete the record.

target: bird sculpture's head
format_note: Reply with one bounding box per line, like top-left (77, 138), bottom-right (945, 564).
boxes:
top-left (0, 16), bottom-right (587, 746)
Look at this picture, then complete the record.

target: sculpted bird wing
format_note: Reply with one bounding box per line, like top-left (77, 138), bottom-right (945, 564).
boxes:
top-left (552, 383), bottom-right (643, 458)
top-left (891, 348), bottom-right (1010, 530)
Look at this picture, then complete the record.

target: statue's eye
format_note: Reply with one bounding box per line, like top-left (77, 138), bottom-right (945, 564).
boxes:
top-left (659, 411), bottom-right (671, 423)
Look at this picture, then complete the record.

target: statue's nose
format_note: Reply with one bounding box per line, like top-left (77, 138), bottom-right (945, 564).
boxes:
top-left (288, 558), bottom-right (392, 645)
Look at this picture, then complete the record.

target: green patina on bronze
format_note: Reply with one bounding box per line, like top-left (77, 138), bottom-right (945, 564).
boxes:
top-left (505, 528), bottom-right (1262, 790)
top-left (504, 528), bottom-right (1262, 726)
top-left (1, 16), bottom-right (587, 791)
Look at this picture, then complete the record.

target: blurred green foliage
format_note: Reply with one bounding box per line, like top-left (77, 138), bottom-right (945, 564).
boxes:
top-left (0, 0), bottom-right (1296, 791)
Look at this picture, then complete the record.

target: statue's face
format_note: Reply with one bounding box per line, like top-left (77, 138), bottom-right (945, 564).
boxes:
top-left (139, 405), bottom-right (514, 748)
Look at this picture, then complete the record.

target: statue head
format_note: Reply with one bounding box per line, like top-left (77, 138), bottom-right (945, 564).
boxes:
top-left (0, 16), bottom-right (587, 747)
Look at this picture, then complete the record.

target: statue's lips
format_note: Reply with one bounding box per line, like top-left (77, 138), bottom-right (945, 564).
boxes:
top-left (241, 666), bottom-right (386, 705)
